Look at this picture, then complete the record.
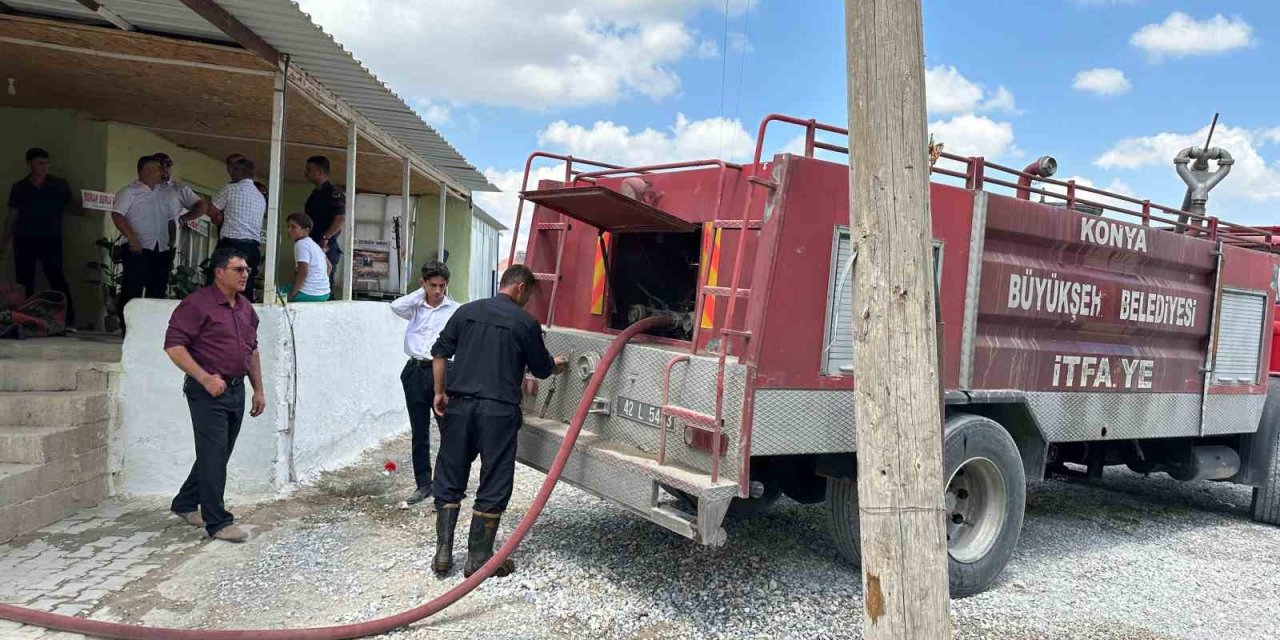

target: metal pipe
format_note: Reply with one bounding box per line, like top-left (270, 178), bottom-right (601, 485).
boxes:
top-left (437, 185), bottom-right (447, 263)
top-left (341, 121), bottom-right (357, 301)
top-left (262, 58), bottom-right (288, 303)
top-left (401, 156), bottom-right (413, 293)
top-left (1014, 156), bottom-right (1058, 201)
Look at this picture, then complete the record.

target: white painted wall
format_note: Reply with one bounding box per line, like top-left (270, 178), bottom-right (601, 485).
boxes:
top-left (116, 298), bottom-right (410, 497)
top-left (470, 215), bottom-right (500, 302)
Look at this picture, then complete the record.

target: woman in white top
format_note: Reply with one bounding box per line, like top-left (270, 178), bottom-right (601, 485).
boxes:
top-left (279, 212), bottom-right (332, 302)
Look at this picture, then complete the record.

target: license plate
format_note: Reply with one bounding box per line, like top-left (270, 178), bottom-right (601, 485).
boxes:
top-left (616, 396), bottom-right (664, 428)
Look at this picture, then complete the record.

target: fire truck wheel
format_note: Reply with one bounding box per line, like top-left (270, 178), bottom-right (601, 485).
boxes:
top-left (824, 414), bottom-right (1027, 598)
top-left (1250, 383), bottom-right (1280, 525)
top-left (945, 413), bottom-right (1026, 598)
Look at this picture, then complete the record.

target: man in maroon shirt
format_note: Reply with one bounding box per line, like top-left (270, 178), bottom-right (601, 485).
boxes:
top-left (163, 249), bottom-right (266, 542)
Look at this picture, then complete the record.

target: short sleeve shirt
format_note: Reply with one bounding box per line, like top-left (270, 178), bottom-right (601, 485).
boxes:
top-left (212, 179), bottom-right (267, 241)
top-left (304, 181), bottom-right (346, 246)
top-left (113, 181), bottom-right (185, 251)
top-left (292, 237), bottom-right (331, 296)
top-left (8, 175), bottom-right (71, 239)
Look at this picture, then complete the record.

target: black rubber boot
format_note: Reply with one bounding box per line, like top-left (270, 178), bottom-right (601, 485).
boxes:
top-left (463, 510), bottom-right (515, 578)
top-left (432, 503), bottom-right (461, 576)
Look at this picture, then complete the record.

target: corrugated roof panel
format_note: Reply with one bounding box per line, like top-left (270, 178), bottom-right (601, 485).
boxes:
top-left (8, 0), bottom-right (495, 192)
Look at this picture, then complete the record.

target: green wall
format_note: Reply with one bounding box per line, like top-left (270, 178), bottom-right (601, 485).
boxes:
top-left (413, 193), bottom-right (473, 302)
top-left (0, 108), bottom-right (109, 328)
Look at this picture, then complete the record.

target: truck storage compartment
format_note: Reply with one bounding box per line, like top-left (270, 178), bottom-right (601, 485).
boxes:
top-left (607, 230), bottom-right (702, 341)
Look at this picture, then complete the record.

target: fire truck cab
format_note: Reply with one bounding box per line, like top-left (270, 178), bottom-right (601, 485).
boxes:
top-left (510, 115), bottom-right (1280, 597)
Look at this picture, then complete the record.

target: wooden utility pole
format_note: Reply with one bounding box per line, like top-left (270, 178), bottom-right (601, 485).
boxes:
top-left (845, 0), bottom-right (952, 638)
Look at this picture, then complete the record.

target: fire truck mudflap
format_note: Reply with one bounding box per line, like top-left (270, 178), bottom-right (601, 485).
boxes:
top-left (517, 327), bottom-right (748, 546)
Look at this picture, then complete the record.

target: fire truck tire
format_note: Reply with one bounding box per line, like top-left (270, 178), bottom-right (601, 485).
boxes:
top-left (1250, 385), bottom-right (1280, 525)
top-left (945, 413), bottom-right (1026, 597)
top-left (824, 413), bottom-right (1026, 598)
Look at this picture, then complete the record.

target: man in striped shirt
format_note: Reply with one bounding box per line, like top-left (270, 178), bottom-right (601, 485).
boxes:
top-left (207, 157), bottom-right (267, 302)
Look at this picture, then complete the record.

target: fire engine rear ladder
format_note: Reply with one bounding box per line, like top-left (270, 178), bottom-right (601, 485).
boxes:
top-left (659, 172), bottom-right (771, 486)
top-left (530, 212), bottom-right (571, 326)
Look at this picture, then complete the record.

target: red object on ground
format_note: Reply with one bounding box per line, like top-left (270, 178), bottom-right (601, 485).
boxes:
top-left (383, 460), bottom-right (397, 473)
top-left (0, 315), bottom-right (671, 640)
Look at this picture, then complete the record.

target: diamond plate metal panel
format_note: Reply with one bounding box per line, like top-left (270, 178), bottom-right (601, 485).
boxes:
top-left (526, 328), bottom-right (747, 481)
top-left (1024, 392), bottom-right (1202, 442)
top-left (751, 389), bottom-right (857, 455)
top-left (1203, 394), bottom-right (1266, 435)
top-left (517, 426), bottom-right (656, 514)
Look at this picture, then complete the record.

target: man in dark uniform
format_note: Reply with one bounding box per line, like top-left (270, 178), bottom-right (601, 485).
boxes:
top-left (430, 264), bottom-right (566, 577)
top-left (302, 155), bottom-right (346, 277)
top-left (1, 148), bottom-right (75, 328)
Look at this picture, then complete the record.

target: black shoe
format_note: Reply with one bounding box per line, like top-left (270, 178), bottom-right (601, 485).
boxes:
top-left (405, 487), bottom-right (431, 505)
top-left (463, 510), bottom-right (515, 578)
top-left (433, 503), bottom-right (461, 575)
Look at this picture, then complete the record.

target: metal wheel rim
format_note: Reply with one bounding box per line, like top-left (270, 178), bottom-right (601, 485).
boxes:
top-left (945, 456), bottom-right (1007, 564)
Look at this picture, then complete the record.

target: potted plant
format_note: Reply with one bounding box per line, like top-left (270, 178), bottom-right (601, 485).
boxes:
top-left (169, 256), bottom-right (210, 299)
top-left (86, 235), bottom-right (124, 332)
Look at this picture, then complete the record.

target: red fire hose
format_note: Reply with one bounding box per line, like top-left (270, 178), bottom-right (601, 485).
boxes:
top-left (0, 316), bottom-right (674, 640)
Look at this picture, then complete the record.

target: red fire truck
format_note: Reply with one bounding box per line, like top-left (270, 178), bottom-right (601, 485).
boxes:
top-left (509, 114), bottom-right (1280, 597)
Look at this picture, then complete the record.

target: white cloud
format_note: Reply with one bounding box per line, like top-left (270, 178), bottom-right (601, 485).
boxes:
top-left (1095, 123), bottom-right (1280, 206)
top-left (1073, 68), bottom-right (1131, 96)
top-left (478, 113), bottom-right (756, 255)
top-left (696, 39), bottom-right (719, 58)
top-left (538, 113), bottom-right (755, 165)
top-left (412, 100), bottom-right (451, 126)
top-left (1130, 12), bottom-right (1255, 61)
top-left (928, 114), bottom-right (1017, 160)
top-left (925, 66), bottom-right (1019, 115)
top-left (294, 0), bottom-right (750, 109)
top-left (727, 32), bottom-right (753, 54)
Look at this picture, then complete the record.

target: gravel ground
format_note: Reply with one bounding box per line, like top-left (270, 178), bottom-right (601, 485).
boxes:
top-left (92, 433), bottom-right (1280, 639)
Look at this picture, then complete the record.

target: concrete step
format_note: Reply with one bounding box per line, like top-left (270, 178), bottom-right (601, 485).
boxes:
top-left (0, 421), bottom-right (108, 464)
top-left (0, 391), bottom-right (111, 428)
top-left (0, 446), bottom-right (108, 510)
top-left (0, 475), bottom-right (110, 543)
top-left (0, 360), bottom-right (114, 392)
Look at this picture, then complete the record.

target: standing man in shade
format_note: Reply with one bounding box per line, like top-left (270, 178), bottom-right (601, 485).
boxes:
top-left (207, 157), bottom-right (267, 302)
top-left (1, 148), bottom-right (75, 329)
top-left (303, 156), bottom-right (346, 280)
top-left (111, 156), bottom-right (178, 332)
top-left (152, 152), bottom-right (207, 248)
top-left (429, 265), bottom-right (567, 577)
top-left (390, 261), bottom-right (458, 507)
top-left (164, 249), bottom-right (264, 543)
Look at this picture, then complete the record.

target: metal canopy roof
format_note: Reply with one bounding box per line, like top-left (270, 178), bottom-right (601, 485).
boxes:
top-left (4, 0), bottom-right (495, 192)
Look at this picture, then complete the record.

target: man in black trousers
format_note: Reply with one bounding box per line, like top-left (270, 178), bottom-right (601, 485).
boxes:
top-left (429, 264), bottom-right (566, 577)
top-left (163, 249), bottom-right (266, 542)
top-left (2, 148), bottom-right (75, 328)
top-left (390, 261), bottom-right (458, 506)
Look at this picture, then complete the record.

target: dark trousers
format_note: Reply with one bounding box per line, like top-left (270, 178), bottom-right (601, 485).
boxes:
top-left (120, 248), bottom-right (174, 331)
top-left (14, 236), bottom-right (75, 326)
top-left (401, 359), bottom-right (436, 490)
top-left (171, 377), bottom-right (246, 536)
top-left (433, 396), bottom-right (521, 513)
top-left (210, 238), bottom-right (261, 302)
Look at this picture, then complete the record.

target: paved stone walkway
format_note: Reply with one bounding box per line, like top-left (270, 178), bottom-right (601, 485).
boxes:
top-left (0, 497), bottom-right (214, 639)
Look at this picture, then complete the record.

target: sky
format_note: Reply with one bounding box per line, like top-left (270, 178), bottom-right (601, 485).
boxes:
top-left (292, 0), bottom-right (1280, 253)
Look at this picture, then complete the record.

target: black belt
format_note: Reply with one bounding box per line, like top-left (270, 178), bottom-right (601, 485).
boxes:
top-left (186, 375), bottom-right (245, 387)
top-left (409, 357), bottom-right (433, 368)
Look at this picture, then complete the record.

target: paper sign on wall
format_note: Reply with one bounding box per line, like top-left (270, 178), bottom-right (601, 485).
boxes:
top-left (81, 190), bottom-right (115, 212)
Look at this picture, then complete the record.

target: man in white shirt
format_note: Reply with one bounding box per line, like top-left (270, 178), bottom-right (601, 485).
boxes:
top-left (207, 157), bottom-right (267, 302)
top-left (390, 261), bottom-right (459, 505)
top-left (111, 155), bottom-right (189, 333)
top-left (279, 212), bottom-right (331, 302)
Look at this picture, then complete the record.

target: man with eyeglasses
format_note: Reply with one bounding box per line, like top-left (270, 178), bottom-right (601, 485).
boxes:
top-left (163, 248), bottom-right (265, 543)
